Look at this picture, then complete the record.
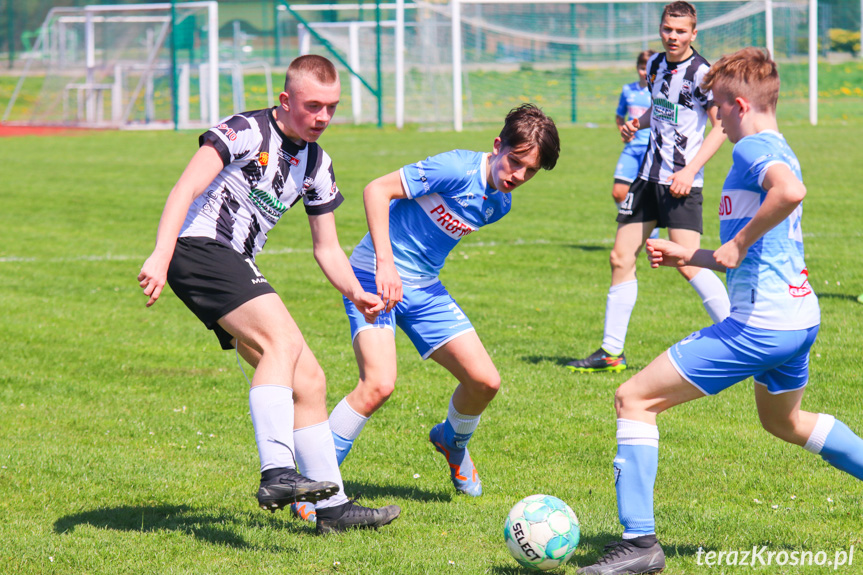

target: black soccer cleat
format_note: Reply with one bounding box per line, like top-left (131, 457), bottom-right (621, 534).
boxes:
top-left (256, 467), bottom-right (340, 513)
top-left (566, 347), bottom-right (627, 373)
top-left (577, 538), bottom-right (666, 574)
top-left (315, 498), bottom-right (401, 535)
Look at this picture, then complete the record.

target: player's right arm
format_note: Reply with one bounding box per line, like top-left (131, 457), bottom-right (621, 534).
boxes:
top-left (646, 238), bottom-right (726, 273)
top-left (620, 109), bottom-right (651, 141)
top-left (363, 170), bottom-right (410, 312)
top-left (138, 143), bottom-right (224, 307)
top-left (713, 163), bottom-right (806, 270)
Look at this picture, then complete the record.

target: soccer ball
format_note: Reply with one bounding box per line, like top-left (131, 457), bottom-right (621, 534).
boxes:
top-left (503, 494), bottom-right (580, 571)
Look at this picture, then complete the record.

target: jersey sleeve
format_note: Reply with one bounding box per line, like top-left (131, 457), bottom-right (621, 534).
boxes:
top-left (199, 114), bottom-right (260, 167)
top-left (399, 150), bottom-right (470, 200)
top-left (616, 87), bottom-right (628, 118)
top-left (693, 63), bottom-right (713, 109)
top-left (733, 137), bottom-right (788, 189)
top-left (302, 146), bottom-right (345, 215)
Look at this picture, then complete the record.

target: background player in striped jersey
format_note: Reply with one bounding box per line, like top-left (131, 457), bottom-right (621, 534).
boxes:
top-left (329, 104), bottom-right (559, 498)
top-left (137, 55), bottom-right (399, 534)
top-left (577, 47), bottom-right (863, 575)
top-left (567, 1), bottom-right (731, 373)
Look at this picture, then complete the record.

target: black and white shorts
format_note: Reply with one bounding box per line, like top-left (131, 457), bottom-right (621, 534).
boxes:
top-left (616, 178), bottom-right (704, 233)
top-left (167, 237), bottom-right (276, 350)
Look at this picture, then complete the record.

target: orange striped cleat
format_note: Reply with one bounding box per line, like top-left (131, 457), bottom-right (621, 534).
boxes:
top-left (429, 423), bottom-right (482, 496)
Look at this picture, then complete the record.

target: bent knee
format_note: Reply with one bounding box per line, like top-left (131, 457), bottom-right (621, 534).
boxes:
top-left (759, 415), bottom-right (804, 444)
top-left (469, 371), bottom-right (501, 401)
top-left (359, 377), bottom-right (396, 411)
top-left (609, 248), bottom-right (637, 271)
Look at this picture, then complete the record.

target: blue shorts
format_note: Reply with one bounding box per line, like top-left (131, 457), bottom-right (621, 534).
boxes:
top-left (613, 142), bottom-right (648, 184)
top-left (667, 318), bottom-right (820, 395)
top-left (344, 268), bottom-right (475, 359)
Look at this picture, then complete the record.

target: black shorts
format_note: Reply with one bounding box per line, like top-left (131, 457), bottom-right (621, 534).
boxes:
top-left (167, 237), bottom-right (277, 350)
top-left (616, 178), bottom-right (704, 233)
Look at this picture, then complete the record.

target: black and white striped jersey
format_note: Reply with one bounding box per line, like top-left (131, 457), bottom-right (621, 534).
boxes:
top-left (179, 107), bottom-right (343, 258)
top-left (638, 50), bottom-right (713, 187)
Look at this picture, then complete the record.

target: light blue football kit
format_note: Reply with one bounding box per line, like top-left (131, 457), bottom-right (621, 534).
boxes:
top-left (614, 130), bottom-right (863, 540)
top-left (614, 82), bottom-right (652, 183)
top-left (346, 149), bottom-right (511, 358)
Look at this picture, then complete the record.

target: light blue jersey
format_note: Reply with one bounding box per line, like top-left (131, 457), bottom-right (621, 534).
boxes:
top-left (616, 81), bottom-right (651, 148)
top-left (719, 130), bottom-right (820, 330)
top-left (350, 149), bottom-right (511, 286)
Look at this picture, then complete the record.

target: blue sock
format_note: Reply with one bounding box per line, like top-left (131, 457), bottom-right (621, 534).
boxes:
top-left (615, 419), bottom-right (659, 537)
top-left (442, 418), bottom-right (472, 450)
top-left (332, 432), bottom-right (354, 466)
top-left (806, 415), bottom-right (863, 480)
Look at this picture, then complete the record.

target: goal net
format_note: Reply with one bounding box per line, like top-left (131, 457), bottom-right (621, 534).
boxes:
top-left (279, 0), bottom-right (811, 128)
top-left (3, 2), bottom-right (220, 129)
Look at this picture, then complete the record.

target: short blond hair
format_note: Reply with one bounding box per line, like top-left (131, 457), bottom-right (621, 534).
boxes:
top-left (284, 55), bottom-right (339, 92)
top-left (701, 47), bottom-right (780, 112)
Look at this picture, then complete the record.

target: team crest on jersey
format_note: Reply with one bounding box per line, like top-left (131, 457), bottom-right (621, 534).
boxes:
top-left (258, 152), bottom-right (269, 166)
top-left (302, 176), bottom-right (315, 193)
top-left (278, 148), bottom-right (300, 166)
top-left (681, 79), bottom-right (693, 93)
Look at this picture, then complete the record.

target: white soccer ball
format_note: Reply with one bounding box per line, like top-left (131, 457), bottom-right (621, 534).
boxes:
top-left (503, 494), bottom-right (580, 571)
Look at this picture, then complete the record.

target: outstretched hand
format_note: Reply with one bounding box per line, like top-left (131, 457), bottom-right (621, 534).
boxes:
top-left (138, 253), bottom-right (170, 307)
top-left (645, 238), bottom-right (693, 269)
top-left (620, 118), bottom-right (640, 142)
top-left (354, 291), bottom-right (386, 323)
top-left (375, 262), bottom-right (403, 313)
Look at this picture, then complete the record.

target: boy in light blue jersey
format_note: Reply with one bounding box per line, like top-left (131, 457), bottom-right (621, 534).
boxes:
top-left (612, 50), bottom-right (654, 209)
top-left (577, 48), bottom-right (863, 575)
top-left (331, 104), bottom-right (560, 499)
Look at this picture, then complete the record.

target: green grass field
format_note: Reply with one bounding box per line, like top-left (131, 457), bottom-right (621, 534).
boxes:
top-left (1, 117), bottom-right (862, 574)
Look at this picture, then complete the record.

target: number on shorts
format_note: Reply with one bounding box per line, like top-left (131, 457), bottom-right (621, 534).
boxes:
top-left (448, 302), bottom-right (466, 321)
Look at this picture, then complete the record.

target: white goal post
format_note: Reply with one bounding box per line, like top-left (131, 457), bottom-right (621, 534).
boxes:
top-left (3, 2), bottom-right (220, 128)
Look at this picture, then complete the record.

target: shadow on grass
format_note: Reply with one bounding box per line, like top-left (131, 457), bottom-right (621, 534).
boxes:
top-left (53, 504), bottom-right (306, 550)
top-left (488, 532), bottom-right (703, 574)
top-left (567, 244), bottom-right (608, 252)
top-left (342, 480), bottom-right (453, 504)
top-left (817, 293), bottom-right (861, 303)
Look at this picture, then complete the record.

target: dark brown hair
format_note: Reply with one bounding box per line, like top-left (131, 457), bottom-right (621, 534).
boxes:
top-left (661, 1), bottom-right (697, 28)
top-left (284, 55), bottom-right (339, 92)
top-left (701, 47), bottom-right (780, 112)
top-left (637, 50), bottom-right (656, 67)
top-left (498, 104), bottom-right (560, 171)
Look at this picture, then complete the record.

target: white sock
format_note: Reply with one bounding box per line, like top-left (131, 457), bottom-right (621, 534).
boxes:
top-left (448, 397), bottom-right (481, 436)
top-left (602, 280), bottom-right (638, 355)
top-left (294, 421), bottom-right (348, 509)
top-left (249, 385), bottom-right (296, 473)
top-left (329, 397), bottom-right (369, 441)
top-left (689, 269), bottom-right (730, 324)
top-left (803, 413), bottom-right (836, 454)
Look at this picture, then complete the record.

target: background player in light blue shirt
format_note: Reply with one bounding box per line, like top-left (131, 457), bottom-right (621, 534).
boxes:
top-left (612, 50), bottom-right (654, 208)
top-left (577, 48), bottom-right (863, 575)
top-left (331, 104), bottom-right (560, 500)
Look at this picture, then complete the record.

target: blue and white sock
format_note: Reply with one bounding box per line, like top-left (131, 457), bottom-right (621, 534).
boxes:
top-left (294, 421), bottom-right (348, 509)
top-left (329, 397), bottom-right (369, 466)
top-left (443, 398), bottom-right (481, 450)
top-left (249, 385), bottom-right (296, 473)
top-left (804, 414), bottom-right (863, 480)
top-left (689, 269), bottom-right (730, 324)
top-left (602, 280), bottom-right (637, 356)
top-left (615, 419), bottom-right (659, 538)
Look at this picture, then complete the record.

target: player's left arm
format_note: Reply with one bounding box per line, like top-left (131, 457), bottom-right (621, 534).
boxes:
top-left (308, 212), bottom-right (384, 323)
top-left (713, 163), bottom-right (806, 269)
top-left (667, 106), bottom-right (727, 198)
